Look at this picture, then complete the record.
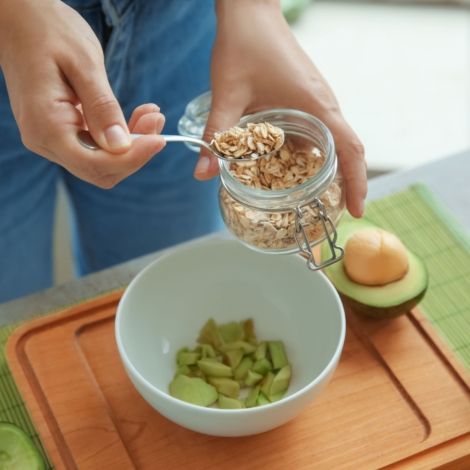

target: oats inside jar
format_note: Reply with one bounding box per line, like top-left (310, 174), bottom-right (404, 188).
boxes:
top-left (229, 139), bottom-right (325, 191)
top-left (219, 137), bottom-right (343, 251)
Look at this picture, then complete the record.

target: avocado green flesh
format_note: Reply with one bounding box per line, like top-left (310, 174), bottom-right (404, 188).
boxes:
top-left (0, 422), bottom-right (45, 470)
top-left (322, 219), bottom-right (428, 315)
top-left (326, 250), bottom-right (427, 307)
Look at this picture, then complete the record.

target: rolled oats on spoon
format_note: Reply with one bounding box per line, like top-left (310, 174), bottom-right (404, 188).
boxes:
top-left (213, 122), bottom-right (284, 160)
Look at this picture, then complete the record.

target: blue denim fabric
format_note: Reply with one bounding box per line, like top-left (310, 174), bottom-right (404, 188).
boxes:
top-left (0, 0), bottom-right (223, 302)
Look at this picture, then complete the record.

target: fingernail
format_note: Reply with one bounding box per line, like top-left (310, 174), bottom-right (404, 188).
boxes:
top-left (104, 124), bottom-right (131, 150)
top-left (195, 156), bottom-right (211, 174)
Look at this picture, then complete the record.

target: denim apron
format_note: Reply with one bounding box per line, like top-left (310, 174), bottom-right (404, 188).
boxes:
top-left (0, 0), bottom-right (223, 302)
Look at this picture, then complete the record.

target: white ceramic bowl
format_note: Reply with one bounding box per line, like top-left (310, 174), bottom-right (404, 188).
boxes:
top-left (115, 239), bottom-right (345, 437)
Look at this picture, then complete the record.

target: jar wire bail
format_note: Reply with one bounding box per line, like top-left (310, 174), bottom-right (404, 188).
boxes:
top-left (294, 198), bottom-right (344, 271)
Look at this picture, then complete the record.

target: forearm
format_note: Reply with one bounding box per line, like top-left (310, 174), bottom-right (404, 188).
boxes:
top-left (0, 0), bottom-right (56, 64)
top-left (215, 0), bottom-right (281, 11)
top-left (215, 0), bottom-right (283, 31)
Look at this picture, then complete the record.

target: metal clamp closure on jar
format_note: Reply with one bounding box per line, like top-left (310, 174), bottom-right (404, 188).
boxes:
top-left (293, 199), bottom-right (344, 270)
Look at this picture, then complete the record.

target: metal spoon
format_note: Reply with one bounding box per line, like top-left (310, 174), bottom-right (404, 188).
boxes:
top-left (77, 129), bottom-right (283, 162)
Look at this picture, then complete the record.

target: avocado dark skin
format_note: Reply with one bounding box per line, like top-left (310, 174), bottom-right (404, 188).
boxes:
top-left (340, 287), bottom-right (427, 320)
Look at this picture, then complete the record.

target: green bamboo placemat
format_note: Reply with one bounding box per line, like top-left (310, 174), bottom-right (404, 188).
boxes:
top-left (0, 183), bottom-right (469, 469)
top-left (0, 322), bottom-right (53, 468)
top-left (361, 184), bottom-right (470, 370)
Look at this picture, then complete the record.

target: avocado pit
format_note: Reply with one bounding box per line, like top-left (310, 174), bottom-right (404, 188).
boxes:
top-left (344, 228), bottom-right (409, 286)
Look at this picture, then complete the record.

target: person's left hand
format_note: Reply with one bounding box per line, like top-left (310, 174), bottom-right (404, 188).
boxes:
top-left (195, 0), bottom-right (367, 218)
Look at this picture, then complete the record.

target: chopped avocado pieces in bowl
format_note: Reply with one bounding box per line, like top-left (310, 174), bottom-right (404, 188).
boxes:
top-left (322, 218), bottom-right (428, 319)
top-left (168, 318), bottom-right (292, 408)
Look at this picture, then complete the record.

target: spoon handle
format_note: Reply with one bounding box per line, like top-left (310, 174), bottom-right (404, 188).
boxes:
top-left (134, 134), bottom-right (212, 151)
top-left (134, 134), bottom-right (206, 146)
top-left (77, 130), bottom-right (211, 152)
top-left (160, 135), bottom-right (212, 152)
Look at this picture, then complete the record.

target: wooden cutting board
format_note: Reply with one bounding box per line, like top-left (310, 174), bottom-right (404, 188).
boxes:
top-left (5, 291), bottom-right (470, 470)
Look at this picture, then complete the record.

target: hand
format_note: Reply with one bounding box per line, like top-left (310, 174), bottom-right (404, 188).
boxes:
top-left (0, 0), bottom-right (165, 188)
top-left (195, 0), bottom-right (367, 218)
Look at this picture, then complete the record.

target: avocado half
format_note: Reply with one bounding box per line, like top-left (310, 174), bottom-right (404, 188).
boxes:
top-left (321, 218), bottom-right (428, 319)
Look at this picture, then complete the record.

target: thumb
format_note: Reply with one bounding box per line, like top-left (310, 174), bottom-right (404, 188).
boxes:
top-left (66, 60), bottom-right (131, 154)
top-left (194, 97), bottom-right (245, 180)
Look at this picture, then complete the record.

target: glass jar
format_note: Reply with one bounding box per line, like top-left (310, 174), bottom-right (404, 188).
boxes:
top-left (178, 93), bottom-right (345, 270)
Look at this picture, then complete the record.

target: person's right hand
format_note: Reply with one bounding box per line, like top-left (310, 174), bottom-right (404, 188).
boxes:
top-left (0, 0), bottom-right (165, 188)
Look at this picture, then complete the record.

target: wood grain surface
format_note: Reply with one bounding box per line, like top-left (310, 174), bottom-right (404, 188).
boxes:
top-left (5, 291), bottom-right (470, 470)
